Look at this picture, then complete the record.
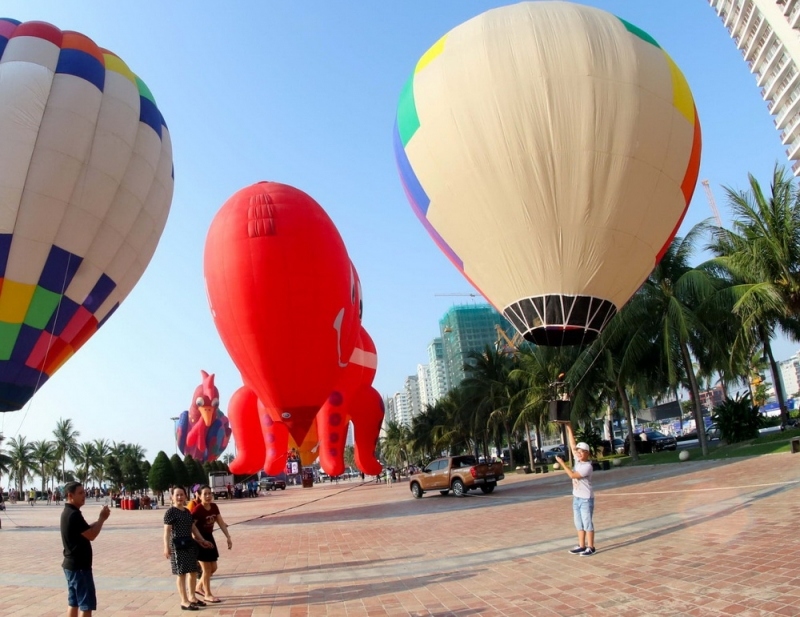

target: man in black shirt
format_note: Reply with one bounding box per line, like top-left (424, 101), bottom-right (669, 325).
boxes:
top-left (61, 482), bottom-right (110, 617)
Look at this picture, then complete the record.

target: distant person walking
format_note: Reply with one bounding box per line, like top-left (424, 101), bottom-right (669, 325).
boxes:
top-left (555, 423), bottom-right (596, 557)
top-left (61, 481), bottom-right (111, 617)
top-left (163, 486), bottom-right (212, 611)
top-left (28, 487), bottom-right (36, 506)
top-left (192, 485), bottom-right (232, 603)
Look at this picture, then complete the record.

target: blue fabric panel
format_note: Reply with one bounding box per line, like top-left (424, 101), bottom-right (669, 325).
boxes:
top-left (10, 323), bottom-right (41, 363)
top-left (0, 233), bottom-right (11, 278)
top-left (56, 48), bottom-right (105, 91)
top-left (139, 96), bottom-right (163, 139)
top-left (393, 120), bottom-right (430, 215)
top-left (82, 273), bottom-right (116, 313)
top-left (38, 245), bottom-right (82, 293)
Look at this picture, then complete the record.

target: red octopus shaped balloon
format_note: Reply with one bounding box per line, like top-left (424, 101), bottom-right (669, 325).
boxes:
top-left (204, 182), bottom-right (383, 477)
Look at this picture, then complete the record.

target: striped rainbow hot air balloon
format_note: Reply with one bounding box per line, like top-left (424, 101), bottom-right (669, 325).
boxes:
top-left (0, 19), bottom-right (173, 411)
top-left (394, 1), bottom-right (701, 346)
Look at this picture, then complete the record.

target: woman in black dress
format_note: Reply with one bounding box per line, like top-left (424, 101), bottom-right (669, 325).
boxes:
top-left (163, 486), bottom-right (212, 611)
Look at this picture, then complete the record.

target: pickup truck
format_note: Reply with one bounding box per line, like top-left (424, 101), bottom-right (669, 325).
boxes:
top-left (409, 455), bottom-right (504, 498)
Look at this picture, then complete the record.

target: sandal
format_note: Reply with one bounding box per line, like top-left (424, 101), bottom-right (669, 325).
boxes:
top-left (181, 605), bottom-right (199, 611)
top-left (206, 597), bottom-right (222, 603)
top-left (191, 599), bottom-right (207, 607)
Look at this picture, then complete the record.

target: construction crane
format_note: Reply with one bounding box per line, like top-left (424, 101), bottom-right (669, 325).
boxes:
top-left (494, 324), bottom-right (524, 356)
top-left (700, 179), bottom-right (723, 227)
top-left (434, 293), bottom-right (480, 297)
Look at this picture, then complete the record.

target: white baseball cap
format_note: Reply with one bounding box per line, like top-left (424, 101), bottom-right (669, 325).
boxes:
top-left (576, 442), bottom-right (590, 452)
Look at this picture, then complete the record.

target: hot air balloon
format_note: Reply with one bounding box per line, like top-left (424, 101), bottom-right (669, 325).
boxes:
top-left (205, 182), bottom-right (383, 477)
top-left (0, 19), bottom-right (174, 411)
top-left (394, 2), bottom-right (701, 346)
top-left (176, 370), bottom-right (231, 463)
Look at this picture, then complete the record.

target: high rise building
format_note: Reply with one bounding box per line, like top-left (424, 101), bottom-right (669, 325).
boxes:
top-left (393, 390), bottom-right (412, 427)
top-left (709, 0), bottom-right (800, 174)
top-left (417, 363), bottom-right (433, 410)
top-left (779, 351), bottom-right (800, 397)
top-left (427, 337), bottom-right (450, 402)
top-left (439, 304), bottom-right (517, 388)
top-left (404, 374), bottom-right (421, 423)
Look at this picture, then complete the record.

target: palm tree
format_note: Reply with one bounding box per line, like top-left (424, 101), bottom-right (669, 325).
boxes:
top-left (380, 421), bottom-right (411, 468)
top-left (461, 347), bottom-right (523, 467)
top-left (0, 433), bottom-right (11, 480)
top-left (624, 229), bottom-right (720, 456)
top-left (52, 418), bottom-right (80, 482)
top-left (73, 442), bottom-right (96, 485)
top-left (7, 435), bottom-right (34, 492)
top-left (706, 165), bottom-right (800, 428)
top-left (92, 439), bottom-right (111, 487)
top-left (30, 440), bottom-right (57, 494)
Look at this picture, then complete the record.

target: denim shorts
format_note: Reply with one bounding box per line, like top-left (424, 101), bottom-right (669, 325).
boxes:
top-left (64, 568), bottom-right (97, 611)
top-left (572, 496), bottom-right (595, 532)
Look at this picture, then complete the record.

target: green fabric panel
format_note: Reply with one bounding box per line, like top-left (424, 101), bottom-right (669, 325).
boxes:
top-left (0, 321), bottom-right (22, 360)
top-left (23, 286), bottom-right (62, 330)
top-left (397, 74), bottom-right (420, 147)
top-left (136, 76), bottom-right (157, 105)
top-left (617, 17), bottom-right (660, 49)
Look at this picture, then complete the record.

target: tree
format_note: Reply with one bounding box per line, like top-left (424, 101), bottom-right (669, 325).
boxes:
top-left (52, 418), bottom-right (80, 482)
top-left (0, 433), bottom-right (10, 480)
top-left (184, 454), bottom-right (206, 485)
top-left (706, 165), bottom-right (800, 428)
top-left (92, 439), bottom-right (111, 487)
top-left (73, 442), bottom-right (96, 485)
top-left (31, 440), bottom-right (57, 493)
top-left (149, 451), bottom-right (175, 503)
top-left (380, 421), bottom-right (411, 468)
top-left (140, 460), bottom-right (152, 488)
top-left (7, 435), bottom-right (34, 492)
top-left (170, 453), bottom-right (190, 489)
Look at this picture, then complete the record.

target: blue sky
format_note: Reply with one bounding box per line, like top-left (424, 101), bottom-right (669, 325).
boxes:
top-left (1, 1), bottom-right (796, 463)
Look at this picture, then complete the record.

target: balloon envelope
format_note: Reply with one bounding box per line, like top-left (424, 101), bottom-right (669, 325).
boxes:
top-left (394, 2), bottom-right (701, 345)
top-left (0, 19), bottom-right (174, 410)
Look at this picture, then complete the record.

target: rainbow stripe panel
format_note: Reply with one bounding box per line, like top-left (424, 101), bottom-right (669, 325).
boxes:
top-left (0, 18), bottom-right (174, 411)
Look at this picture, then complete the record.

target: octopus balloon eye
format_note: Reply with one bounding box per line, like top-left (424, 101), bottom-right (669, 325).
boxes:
top-left (196, 397), bottom-right (205, 407)
top-left (350, 266), bottom-right (356, 304)
top-left (211, 398), bottom-right (219, 408)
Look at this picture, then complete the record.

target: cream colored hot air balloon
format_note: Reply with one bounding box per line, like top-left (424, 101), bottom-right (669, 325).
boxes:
top-left (394, 1), bottom-right (701, 346)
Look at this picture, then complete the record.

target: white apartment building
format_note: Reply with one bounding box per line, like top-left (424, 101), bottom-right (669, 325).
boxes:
top-left (417, 363), bottom-right (433, 409)
top-left (779, 352), bottom-right (800, 397)
top-left (427, 338), bottom-right (450, 402)
top-left (404, 374), bottom-right (421, 423)
top-left (393, 390), bottom-right (412, 427)
top-left (709, 0), bottom-right (800, 174)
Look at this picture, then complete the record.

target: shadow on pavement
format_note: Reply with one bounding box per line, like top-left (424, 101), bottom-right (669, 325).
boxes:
top-left (214, 553), bottom-right (424, 578)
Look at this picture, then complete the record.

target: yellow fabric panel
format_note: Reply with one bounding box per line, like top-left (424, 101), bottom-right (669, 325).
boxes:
top-left (415, 35), bottom-right (447, 75)
top-left (102, 53), bottom-right (137, 85)
top-left (666, 53), bottom-right (695, 124)
top-left (0, 280), bottom-right (36, 322)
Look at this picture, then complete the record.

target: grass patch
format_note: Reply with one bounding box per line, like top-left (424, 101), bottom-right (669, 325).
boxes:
top-left (608, 427), bottom-right (800, 466)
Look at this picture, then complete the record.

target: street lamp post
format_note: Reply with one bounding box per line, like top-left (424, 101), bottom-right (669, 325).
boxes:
top-left (169, 417), bottom-right (180, 455)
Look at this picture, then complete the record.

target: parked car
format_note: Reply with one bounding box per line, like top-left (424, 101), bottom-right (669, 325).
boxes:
top-left (624, 430), bottom-right (678, 454)
top-left (600, 438), bottom-right (625, 455)
top-left (259, 476), bottom-right (287, 491)
top-left (545, 444), bottom-right (569, 459)
top-left (706, 424), bottom-right (721, 441)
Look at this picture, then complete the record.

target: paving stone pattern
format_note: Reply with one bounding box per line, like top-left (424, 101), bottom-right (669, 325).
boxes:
top-left (1, 452), bottom-right (799, 616)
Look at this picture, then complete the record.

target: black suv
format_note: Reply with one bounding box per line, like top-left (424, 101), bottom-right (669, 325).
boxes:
top-left (624, 430), bottom-right (677, 454)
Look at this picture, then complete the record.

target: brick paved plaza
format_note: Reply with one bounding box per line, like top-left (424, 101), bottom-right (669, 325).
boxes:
top-left (1, 451), bottom-right (799, 616)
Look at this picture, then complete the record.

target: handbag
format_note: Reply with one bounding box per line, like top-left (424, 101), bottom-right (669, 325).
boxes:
top-left (173, 536), bottom-right (194, 550)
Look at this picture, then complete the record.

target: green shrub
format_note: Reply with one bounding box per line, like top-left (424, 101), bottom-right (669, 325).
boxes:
top-left (711, 393), bottom-right (763, 443)
top-left (575, 425), bottom-right (603, 455)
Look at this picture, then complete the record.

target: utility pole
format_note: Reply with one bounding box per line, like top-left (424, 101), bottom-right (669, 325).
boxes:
top-left (169, 416), bottom-right (179, 455)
